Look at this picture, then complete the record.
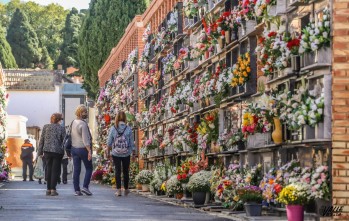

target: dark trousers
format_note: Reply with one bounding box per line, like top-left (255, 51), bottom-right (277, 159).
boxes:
top-left (22, 158), bottom-right (33, 180)
top-left (61, 158), bottom-right (69, 182)
top-left (72, 147), bottom-right (93, 191)
top-left (44, 152), bottom-right (63, 190)
top-left (113, 156), bottom-right (130, 190)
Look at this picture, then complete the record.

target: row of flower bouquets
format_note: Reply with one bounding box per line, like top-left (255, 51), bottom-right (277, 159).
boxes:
top-left (134, 158), bottom-right (330, 210)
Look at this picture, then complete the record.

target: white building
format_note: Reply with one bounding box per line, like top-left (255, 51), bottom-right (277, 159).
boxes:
top-left (3, 69), bottom-right (87, 139)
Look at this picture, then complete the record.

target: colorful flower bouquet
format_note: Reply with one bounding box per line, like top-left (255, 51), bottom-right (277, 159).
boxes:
top-left (167, 11), bottom-right (178, 34)
top-left (166, 175), bottom-right (183, 195)
top-left (310, 165), bottom-right (330, 200)
top-left (242, 104), bottom-right (272, 135)
top-left (231, 52), bottom-right (251, 87)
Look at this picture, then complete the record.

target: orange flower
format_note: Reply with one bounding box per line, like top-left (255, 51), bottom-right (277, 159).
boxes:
top-left (269, 178), bottom-right (275, 185)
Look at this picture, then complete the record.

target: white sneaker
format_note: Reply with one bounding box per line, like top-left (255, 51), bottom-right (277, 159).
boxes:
top-left (115, 189), bottom-right (121, 196)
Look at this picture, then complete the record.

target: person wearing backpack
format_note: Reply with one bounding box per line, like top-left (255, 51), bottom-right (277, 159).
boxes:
top-left (107, 111), bottom-right (136, 197)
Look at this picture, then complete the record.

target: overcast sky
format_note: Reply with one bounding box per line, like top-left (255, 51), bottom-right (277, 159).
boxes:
top-left (0, 0), bottom-right (90, 10)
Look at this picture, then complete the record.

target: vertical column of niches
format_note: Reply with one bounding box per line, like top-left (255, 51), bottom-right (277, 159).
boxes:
top-left (238, 38), bottom-right (248, 95)
top-left (226, 45), bottom-right (239, 97)
top-left (176, 2), bottom-right (183, 37)
top-left (245, 36), bottom-right (257, 97)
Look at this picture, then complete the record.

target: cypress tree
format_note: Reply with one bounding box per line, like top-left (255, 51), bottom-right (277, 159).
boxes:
top-left (0, 26), bottom-right (17, 68)
top-left (78, 0), bottom-right (149, 99)
top-left (57, 8), bottom-right (82, 70)
top-left (7, 8), bottom-right (41, 68)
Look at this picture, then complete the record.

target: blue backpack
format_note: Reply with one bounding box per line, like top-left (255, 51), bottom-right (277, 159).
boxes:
top-left (111, 126), bottom-right (129, 155)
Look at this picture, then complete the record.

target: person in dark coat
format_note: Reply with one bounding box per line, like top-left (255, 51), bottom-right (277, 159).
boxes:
top-left (21, 139), bottom-right (35, 181)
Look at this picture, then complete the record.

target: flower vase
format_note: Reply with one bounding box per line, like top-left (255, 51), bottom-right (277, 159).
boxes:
top-left (217, 37), bottom-right (224, 49)
top-left (205, 97), bottom-right (210, 106)
top-left (205, 51), bottom-right (209, 59)
top-left (176, 192), bottom-right (184, 199)
top-left (142, 184), bottom-right (150, 192)
top-left (272, 117), bottom-right (283, 144)
top-left (286, 205), bottom-right (304, 221)
top-left (181, 183), bottom-right (188, 200)
top-left (225, 30), bottom-right (231, 44)
top-left (244, 203), bottom-right (262, 216)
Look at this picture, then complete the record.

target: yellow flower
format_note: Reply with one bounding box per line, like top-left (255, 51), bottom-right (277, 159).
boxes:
top-left (243, 71), bottom-right (247, 77)
top-left (247, 67), bottom-right (251, 73)
top-left (233, 195), bottom-right (240, 202)
top-left (111, 177), bottom-right (116, 185)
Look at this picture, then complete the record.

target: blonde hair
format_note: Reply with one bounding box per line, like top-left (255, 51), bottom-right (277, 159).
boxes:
top-left (50, 113), bottom-right (63, 124)
top-left (115, 111), bottom-right (127, 127)
top-left (75, 105), bottom-right (87, 118)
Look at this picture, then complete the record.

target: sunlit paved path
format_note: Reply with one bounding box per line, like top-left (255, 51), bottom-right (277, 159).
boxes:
top-left (0, 180), bottom-right (230, 221)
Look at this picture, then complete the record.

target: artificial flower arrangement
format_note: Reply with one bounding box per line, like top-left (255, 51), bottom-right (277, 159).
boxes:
top-left (197, 111), bottom-right (219, 147)
top-left (242, 103), bottom-right (272, 135)
top-left (166, 175), bottom-right (183, 195)
top-left (126, 48), bottom-right (138, 73)
top-left (176, 158), bottom-right (201, 183)
top-left (135, 170), bottom-right (154, 185)
top-left (202, 16), bottom-right (221, 44)
top-left (184, 0), bottom-right (206, 18)
top-left (187, 170), bottom-right (212, 193)
top-left (215, 63), bottom-right (233, 103)
top-left (254, 0), bottom-right (276, 18)
top-left (231, 52), bottom-right (251, 88)
top-left (174, 47), bottom-right (191, 72)
top-left (167, 11), bottom-right (178, 34)
top-left (179, 81), bottom-right (194, 107)
top-left (144, 136), bottom-right (160, 151)
top-left (310, 165), bottom-right (330, 200)
top-left (162, 53), bottom-right (176, 75)
top-left (240, 0), bottom-right (256, 21)
top-left (217, 8), bottom-right (242, 36)
top-left (172, 124), bottom-right (187, 152)
top-left (129, 161), bottom-right (139, 188)
top-left (199, 71), bottom-right (212, 100)
top-left (150, 161), bottom-right (174, 192)
top-left (255, 27), bottom-right (291, 76)
top-left (279, 78), bottom-right (324, 130)
top-left (138, 42), bottom-right (151, 71)
top-left (299, 7), bottom-right (330, 54)
top-left (184, 123), bottom-right (199, 153)
top-left (142, 24), bottom-right (151, 43)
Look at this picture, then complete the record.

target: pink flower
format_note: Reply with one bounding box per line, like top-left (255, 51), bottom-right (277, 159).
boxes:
top-left (312, 186), bottom-right (316, 192)
top-left (317, 179), bottom-right (323, 185)
top-left (320, 173), bottom-right (326, 181)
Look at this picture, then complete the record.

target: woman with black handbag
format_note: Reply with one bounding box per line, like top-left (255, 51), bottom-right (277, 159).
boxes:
top-left (38, 113), bottom-right (65, 196)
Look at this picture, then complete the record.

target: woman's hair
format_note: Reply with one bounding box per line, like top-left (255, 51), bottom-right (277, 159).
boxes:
top-left (115, 111), bottom-right (127, 126)
top-left (50, 113), bottom-right (63, 124)
top-left (75, 105), bottom-right (87, 118)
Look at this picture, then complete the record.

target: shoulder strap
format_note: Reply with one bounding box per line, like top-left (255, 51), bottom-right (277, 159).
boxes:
top-left (113, 125), bottom-right (127, 137)
top-left (68, 120), bottom-right (74, 135)
top-left (83, 121), bottom-right (92, 141)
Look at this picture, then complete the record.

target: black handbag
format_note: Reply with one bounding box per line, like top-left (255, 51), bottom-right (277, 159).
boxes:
top-left (63, 120), bottom-right (74, 157)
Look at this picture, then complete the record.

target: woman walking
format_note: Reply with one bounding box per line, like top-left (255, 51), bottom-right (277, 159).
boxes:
top-left (38, 113), bottom-right (65, 196)
top-left (71, 105), bottom-right (93, 196)
top-left (107, 111), bottom-right (136, 197)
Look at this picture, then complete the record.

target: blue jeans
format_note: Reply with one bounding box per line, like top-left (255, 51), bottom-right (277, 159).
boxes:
top-left (71, 147), bottom-right (93, 191)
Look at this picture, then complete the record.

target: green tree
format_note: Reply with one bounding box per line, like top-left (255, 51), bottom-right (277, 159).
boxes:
top-left (7, 8), bottom-right (41, 68)
top-left (78, 0), bottom-right (149, 99)
top-left (40, 46), bottom-right (54, 69)
top-left (0, 26), bottom-right (17, 68)
top-left (57, 8), bottom-right (83, 70)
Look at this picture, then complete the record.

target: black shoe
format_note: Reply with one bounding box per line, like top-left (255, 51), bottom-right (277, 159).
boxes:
top-left (57, 181), bottom-right (61, 184)
top-left (29, 179), bottom-right (34, 181)
top-left (74, 191), bottom-right (83, 196)
top-left (44, 181), bottom-right (47, 184)
top-left (38, 180), bottom-right (42, 184)
top-left (63, 181), bottom-right (67, 184)
top-left (23, 179), bottom-right (26, 182)
top-left (81, 188), bottom-right (93, 196)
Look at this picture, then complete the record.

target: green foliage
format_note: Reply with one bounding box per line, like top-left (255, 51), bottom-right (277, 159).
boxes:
top-left (0, 26), bottom-right (17, 68)
top-left (56, 8), bottom-right (83, 70)
top-left (78, 0), bottom-right (149, 99)
top-left (7, 8), bottom-right (41, 68)
top-left (40, 46), bottom-right (53, 70)
top-left (2, 0), bottom-right (69, 68)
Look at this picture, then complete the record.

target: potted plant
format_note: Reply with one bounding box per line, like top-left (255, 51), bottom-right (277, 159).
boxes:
top-left (165, 175), bottom-right (183, 198)
top-left (237, 185), bottom-right (263, 216)
top-left (278, 183), bottom-right (311, 221)
top-left (187, 170), bottom-right (212, 205)
top-left (135, 170), bottom-right (154, 192)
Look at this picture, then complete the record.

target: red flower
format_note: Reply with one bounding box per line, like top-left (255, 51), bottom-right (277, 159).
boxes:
top-left (286, 39), bottom-right (300, 50)
top-left (268, 32), bottom-right (277, 38)
top-left (274, 184), bottom-right (282, 194)
top-left (221, 30), bottom-right (225, 36)
top-left (222, 11), bottom-right (231, 17)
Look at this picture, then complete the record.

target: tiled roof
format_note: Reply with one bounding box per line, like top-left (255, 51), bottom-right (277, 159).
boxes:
top-left (3, 69), bottom-right (63, 91)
